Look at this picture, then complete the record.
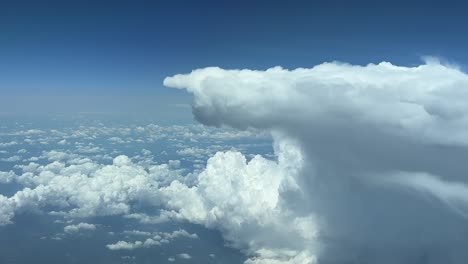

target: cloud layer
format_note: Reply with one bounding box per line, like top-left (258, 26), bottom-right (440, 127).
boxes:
top-left (164, 61), bottom-right (468, 263)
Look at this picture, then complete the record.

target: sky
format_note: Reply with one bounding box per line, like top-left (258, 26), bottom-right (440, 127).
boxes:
top-left (3, 1), bottom-right (468, 264)
top-left (2, 1), bottom-right (468, 99)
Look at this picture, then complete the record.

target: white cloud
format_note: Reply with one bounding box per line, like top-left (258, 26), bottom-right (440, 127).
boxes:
top-left (106, 239), bottom-right (160, 250)
top-left (244, 249), bottom-right (316, 264)
top-left (158, 143), bottom-right (316, 263)
top-left (0, 141), bottom-right (18, 148)
top-left (40, 150), bottom-right (76, 161)
top-left (0, 154), bottom-right (182, 224)
top-left (164, 62), bottom-right (468, 146)
top-left (176, 147), bottom-right (212, 157)
top-left (162, 228), bottom-right (198, 240)
top-left (123, 212), bottom-right (173, 224)
top-left (0, 195), bottom-right (14, 225)
top-left (17, 149), bottom-right (27, 154)
top-left (177, 253), bottom-right (192, 259)
top-left (13, 129), bottom-right (45, 136)
top-left (106, 229), bottom-right (198, 251)
top-left (64, 222), bottom-right (96, 234)
top-left (75, 145), bottom-right (104, 154)
top-left (1, 155), bottom-right (21, 162)
top-left (0, 171), bottom-right (16, 184)
top-left (164, 61), bottom-right (468, 263)
top-left (122, 230), bottom-right (152, 237)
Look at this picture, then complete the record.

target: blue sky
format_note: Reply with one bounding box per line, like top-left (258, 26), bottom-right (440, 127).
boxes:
top-left (2, 0), bottom-right (468, 99)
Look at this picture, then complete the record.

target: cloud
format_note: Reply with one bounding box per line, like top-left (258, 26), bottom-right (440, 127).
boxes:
top-left (0, 141), bottom-right (18, 148)
top-left (122, 230), bottom-right (152, 237)
top-left (64, 222), bottom-right (96, 233)
top-left (1, 155), bottom-right (21, 162)
top-left (164, 62), bottom-right (468, 145)
top-left (164, 61), bottom-right (468, 263)
top-left (0, 195), bottom-right (14, 225)
top-left (158, 145), bottom-right (316, 263)
top-left (177, 253), bottom-right (192, 259)
top-left (162, 229), bottom-right (198, 240)
top-left (106, 239), bottom-right (160, 250)
top-left (0, 171), bottom-right (16, 184)
top-left (244, 249), bottom-right (316, 264)
top-left (0, 154), bottom-right (183, 225)
top-left (106, 229), bottom-right (198, 251)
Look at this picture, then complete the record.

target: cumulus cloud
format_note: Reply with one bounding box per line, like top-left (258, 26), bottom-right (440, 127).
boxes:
top-left (122, 230), bottom-right (152, 237)
top-left (0, 141), bottom-right (18, 148)
top-left (0, 195), bottom-right (14, 225)
top-left (158, 143), bottom-right (316, 263)
top-left (244, 249), bottom-right (316, 264)
top-left (1, 155), bottom-right (21, 162)
top-left (163, 228), bottom-right (198, 240)
top-left (0, 171), bottom-right (16, 184)
top-left (106, 229), bottom-right (198, 251)
top-left (177, 253), bottom-right (192, 259)
top-left (106, 238), bottom-right (160, 250)
top-left (164, 61), bottom-right (468, 263)
top-left (164, 62), bottom-right (468, 145)
top-left (64, 222), bottom-right (96, 234)
top-left (0, 153), bottom-right (184, 225)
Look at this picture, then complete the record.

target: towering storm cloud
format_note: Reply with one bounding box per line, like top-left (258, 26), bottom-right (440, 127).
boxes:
top-left (164, 60), bottom-right (468, 263)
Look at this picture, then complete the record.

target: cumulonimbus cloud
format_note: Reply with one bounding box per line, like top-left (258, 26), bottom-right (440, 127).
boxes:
top-left (164, 60), bottom-right (468, 263)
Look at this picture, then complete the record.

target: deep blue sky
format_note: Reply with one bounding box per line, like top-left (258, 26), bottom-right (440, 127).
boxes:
top-left (1, 0), bottom-right (468, 97)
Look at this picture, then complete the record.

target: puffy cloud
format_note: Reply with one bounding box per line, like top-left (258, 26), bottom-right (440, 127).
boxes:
top-left (162, 228), bottom-right (198, 240)
top-left (12, 129), bottom-right (45, 136)
top-left (0, 171), bottom-right (16, 184)
top-left (164, 62), bottom-right (468, 145)
top-left (0, 195), bottom-right (15, 225)
top-left (177, 253), bottom-right (192, 259)
top-left (176, 147), bottom-right (212, 157)
top-left (106, 229), bottom-right (198, 251)
top-left (123, 212), bottom-right (173, 224)
top-left (40, 150), bottom-right (77, 162)
top-left (0, 141), bottom-right (18, 148)
top-left (164, 61), bottom-right (468, 263)
top-left (159, 144), bottom-right (316, 263)
top-left (244, 249), bottom-right (316, 264)
top-left (17, 149), bottom-right (28, 154)
top-left (1, 155), bottom-right (21, 162)
top-left (0, 154), bottom-right (183, 225)
top-left (64, 222), bottom-right (96, 233)
top-left (106, 239), bottom-right (160, 250)
top-left (122, 230), bottom-right (152, 237)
